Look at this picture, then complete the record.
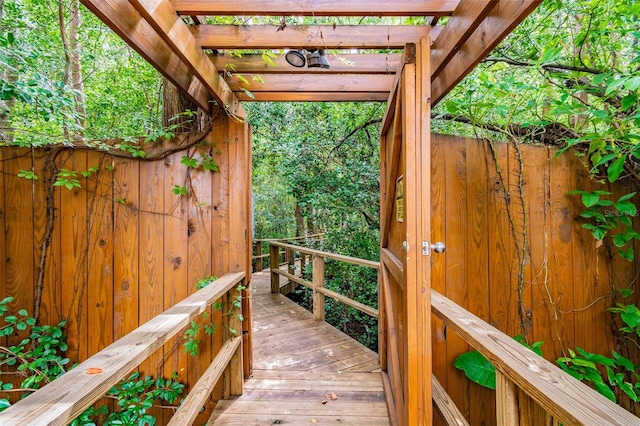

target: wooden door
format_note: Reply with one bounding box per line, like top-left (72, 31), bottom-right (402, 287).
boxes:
top-left (379, 38), bottom-right (432, 426)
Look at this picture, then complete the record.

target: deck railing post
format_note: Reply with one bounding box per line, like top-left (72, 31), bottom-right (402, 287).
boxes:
top-left (228, 281), bottom-right (244, 396)
top-left (255, 242), bottom-right (263, 271)
top-left (496, 370), bottom-right (519, 426)
top-left (270, 244), bottom-right (280, 293)
top-left (313, 255), bottom-right (325, 321)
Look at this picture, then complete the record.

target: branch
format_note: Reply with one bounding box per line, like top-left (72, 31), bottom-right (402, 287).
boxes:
top-left (483, 57), bottom-right (603, 75)
top-left (330, 118), bottom-right (382, 155)
top-left (433, 113), bottom-right (579, 146)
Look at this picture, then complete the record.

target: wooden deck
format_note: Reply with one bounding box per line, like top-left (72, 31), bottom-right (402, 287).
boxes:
top-left (207, 270), bottom-right (390, 425)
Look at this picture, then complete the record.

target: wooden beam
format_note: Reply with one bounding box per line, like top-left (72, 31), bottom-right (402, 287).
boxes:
top-left (431, 0), bottom-right (543, 105)
top-left (211, 53), bottom-right (402, 74)
top-left (170, 0), bottom-right (461, 16)
top-left (193, 25), bottom-right (442, 50)
top-left (0, 272), bottom-right (246, 425)
top-left (430, 0), bottom-right (498, 77)
top-left (226, 74), bottom-right (394, 93)
top-left (127, 0), bottom-right (243, 118)
top-left (79, 0), bottom-right (211, 111)
top-left (235, 92), bottom-right (389, 102)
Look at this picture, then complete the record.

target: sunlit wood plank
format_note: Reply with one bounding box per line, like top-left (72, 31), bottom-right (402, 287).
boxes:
top-left (193, 25), bottom-right (442, 50)
top-left (226, 74), bottom-right (394, 93)
top-left (430, 0), bottom-right (498, 77)
top-left (171, 0), bottom-right (460, 16)
top-left (211, 53), bottom-right (402, 74)
top-left (431, 0), bottom-right (543, 105)
top-left (80, 0), bottom-right (211, 111)
top-left (234, 92), bottom-right (389, 102)
top-left (128, 0), bottom-right (243, 117)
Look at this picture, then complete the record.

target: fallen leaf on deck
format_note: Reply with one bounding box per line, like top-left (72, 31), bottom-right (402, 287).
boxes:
top-left (310, 420), bottom-right (318, 424)
top-left (326, 392), bottom-right (338, 400)
top-left (321, 400), bottom-right (328, 405)
top-left (85, 367), bottom-right (103, 375)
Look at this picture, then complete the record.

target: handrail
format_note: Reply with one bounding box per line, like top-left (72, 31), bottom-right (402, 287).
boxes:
top-left (252, 234), bottom-right (325, 272)
top-left (271, 241), bottom-right (380, 269)
top-left (431, 290), bottom-right (639, 425)
top-left (0, 271), bottom-right (246, 426)
top-left (253, 232), bottom-right (325, 243)
top-left (268, 241), bottom-right (379, 321)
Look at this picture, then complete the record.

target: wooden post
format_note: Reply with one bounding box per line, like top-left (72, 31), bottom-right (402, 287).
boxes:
top-left (255, 242), bottom-right (263, 271)
top-left (270, 244), bottom-right (279, 293)
top-left (313, 255), bottom-right (325, 322)
top-left (496, 370), bottom-right (519, 426)
top-left (229, 284), bottom-right (243, 396)
top-left (286, 248), bottom-right (294, 275)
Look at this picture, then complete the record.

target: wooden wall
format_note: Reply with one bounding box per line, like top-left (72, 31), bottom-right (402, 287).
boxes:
top-left (0, 116), bottom-right (252, 424)
top-left (430, 134), bottom-right (640, 424)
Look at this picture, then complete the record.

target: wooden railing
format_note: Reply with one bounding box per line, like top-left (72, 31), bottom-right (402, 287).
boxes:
top-left (431, 290), bottom-right (639, 425)
top-left (268, 241), bottom-right (379, 320)
top-left (0, 272), bottom-right (246, 426)
top-left (267, 241), bottom-right (637, 424)
top-left (252, 233), bottom-right (324, 272)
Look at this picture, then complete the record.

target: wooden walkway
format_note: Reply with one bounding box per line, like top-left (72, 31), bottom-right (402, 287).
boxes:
top-left (207, 270), bottom-right (390, 425)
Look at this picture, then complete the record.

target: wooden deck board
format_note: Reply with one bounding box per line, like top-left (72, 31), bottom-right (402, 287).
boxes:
top-left (208, 270), bottom-right (389, 425)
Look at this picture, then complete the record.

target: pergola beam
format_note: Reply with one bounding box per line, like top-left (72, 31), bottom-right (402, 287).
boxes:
top-left (430, 0), bottom-right (498, 78)
top-left (170, 0), bottom-right (460, 16)
top-left (79, 0), bottom-right (211, 111)
top-left (128, 0), bottom-right (242, 117)
top-left (431, 0), bottom-right (543, 105)
top-left (235, 92), bottom-right (389, 102)
top-left (226, 74), bottom-right (394, 93)
top-left (193, 25), bottom-right (442, 50)
top-left (211, 53), bottom-right (402, 74)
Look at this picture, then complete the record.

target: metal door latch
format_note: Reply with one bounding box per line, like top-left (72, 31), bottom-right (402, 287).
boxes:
top-left (422, 241), bottom-right (445, 256)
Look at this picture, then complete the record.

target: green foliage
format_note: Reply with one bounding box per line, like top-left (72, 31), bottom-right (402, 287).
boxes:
top-left (454, 336), bottom-right (544, 392)
top-left (453, 351), bottom-right (497, 390)
top-left (0, 299), bottom-right (185, 423)
top-left (171, 185), bottom-right (187, 196)
top-left (570, 190), bottom-right (640, 260)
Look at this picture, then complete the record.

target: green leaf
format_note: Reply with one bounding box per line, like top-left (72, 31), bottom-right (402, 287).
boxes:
top-left (581, 192), bottom-right (601, 208)
top-left (453, 351), bottom-right (496, 390)
top-left (608, 155), bottom-right (626, 183)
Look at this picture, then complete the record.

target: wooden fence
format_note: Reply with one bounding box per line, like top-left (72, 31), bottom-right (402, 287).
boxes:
top-left (0, 116), bottom-right (252, 424)
top-left (430, 134), bottom-right (640, 424)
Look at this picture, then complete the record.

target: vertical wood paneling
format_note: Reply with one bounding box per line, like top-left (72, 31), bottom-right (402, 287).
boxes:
top-left (548, 150), bottom-right (575, 359)
top-left (186, 143), bottom-right (215, 424)
top-left (86, 154), bottom-right (114, 357)
top-left (4, 148), bottom-right (35, 347)
top-left (162, 147), bottom-right (189, 395)
top-left (0, 148), bottom-right (6, 349)
top-left (139, 146), bottom-right (165, 382)
top-left (210, 120), bottom-right (230, 401)
top-left (430, 134), bottom-right (447, 426)
top-left (113, 158), bottom-right (140, 340)
top-left (60, 150), bottom-right (88, 363)
top-left (466, 138), bottom-right (493, 424)
top-left (443, 136), bottom-right (469, 420)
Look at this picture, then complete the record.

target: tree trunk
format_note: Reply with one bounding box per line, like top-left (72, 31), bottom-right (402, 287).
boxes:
top-left (162, 78), bottom-right (212, 132)
top-left (58, 0), bottom-right (86, 142)
top-left (295, 204), bottom-right (305, 237)
top-left (0, 0), bottom-right (15, 144)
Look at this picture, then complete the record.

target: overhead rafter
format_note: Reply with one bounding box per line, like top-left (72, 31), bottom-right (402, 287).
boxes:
top-left (82, 0), bottom-right (542, 108)
top-left (192, 25), bottom-right (442, 50)
top-left (226, 74), bottom-right (394, 93)
top-left (211, 53), bottom-right (402, 74)
top-left (169, 0), bottom-right (461, 16)
top-left (80, 0), bottom-right (244, 118)
top-left (431, 0), bottom-right (543, 105)
top-left (79, 0), bottom-right (211, 111)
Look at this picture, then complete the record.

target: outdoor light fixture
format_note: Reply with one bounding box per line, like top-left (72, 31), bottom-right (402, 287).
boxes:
top-left (285, 50), bottom-right (306, 68)
top-left (285, 49), bottom-right (330, 69)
